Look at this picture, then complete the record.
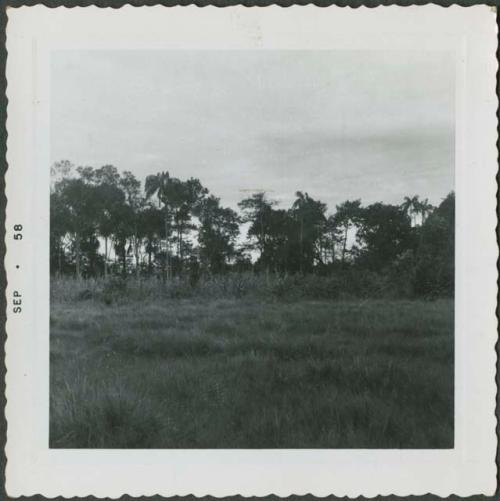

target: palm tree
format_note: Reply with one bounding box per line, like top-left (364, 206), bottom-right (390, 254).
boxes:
top-left (402, 195), bottom-right (420, 227)
top-left (418, 198), bottom-right (434, 224)
top-left (145, 171), bottom-right (173, 281)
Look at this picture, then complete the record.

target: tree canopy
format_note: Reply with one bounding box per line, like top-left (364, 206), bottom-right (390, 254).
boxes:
top-left (50, 160), bottom-right (454, 297)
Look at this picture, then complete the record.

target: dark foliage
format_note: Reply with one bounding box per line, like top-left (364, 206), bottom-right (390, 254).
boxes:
top-left (50, 160), bottom-right (454, 298)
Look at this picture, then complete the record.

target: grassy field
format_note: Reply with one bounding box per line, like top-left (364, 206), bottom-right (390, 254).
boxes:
top-left (50, 293), bottom-right (454, 448)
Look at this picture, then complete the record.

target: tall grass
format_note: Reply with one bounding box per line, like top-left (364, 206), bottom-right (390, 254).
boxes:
top-left (51, 270), bottom-right (416, 305)
top-left (50, 289), bottom-right (454, 448)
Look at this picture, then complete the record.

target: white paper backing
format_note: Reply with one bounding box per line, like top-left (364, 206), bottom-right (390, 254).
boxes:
top-left (4, 5), bottom-right (498, 497)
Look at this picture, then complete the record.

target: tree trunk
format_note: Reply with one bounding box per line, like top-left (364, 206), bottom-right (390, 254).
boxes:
top-left (260, 213), bottom-right (265, 265)
top-left (58, 239), bottom-right (62, 276)
top-left (89, 251), bottom-right (95, 277)
top-left (104, 236), bottom-right (108, 279)
top-left (164, 216), bottom-right (169, 282)
top-left (299, 218), bottom-right (304, 274)
top-left (331, 232), bottom-right (336, 264)
top-left (341, 225), bottom-right (348, 265)
top-left (75, 234), bottom-right (81, 280)
top-left (121, 243), bottom-right (126, 276)
top-left (135, 238), bottom-right (140, 279)
top-left (178, 225), bottom-right (183, 273)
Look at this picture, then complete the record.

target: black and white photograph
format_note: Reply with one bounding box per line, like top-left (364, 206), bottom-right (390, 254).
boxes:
top-left (5, 5), bottom-right (497, 498)
top-left (49, 49), bottom-right (455, 449)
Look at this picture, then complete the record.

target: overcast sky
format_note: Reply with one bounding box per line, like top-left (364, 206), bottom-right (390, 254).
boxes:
top-left (51, 50), bottom-right (455, 212)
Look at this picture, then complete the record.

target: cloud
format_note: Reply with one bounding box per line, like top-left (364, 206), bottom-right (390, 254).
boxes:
top-left (51, 49), bottom-right (455, 212)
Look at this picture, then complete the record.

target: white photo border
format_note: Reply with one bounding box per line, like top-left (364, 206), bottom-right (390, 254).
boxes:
top-left (4, 4), bottom-right (498, 498)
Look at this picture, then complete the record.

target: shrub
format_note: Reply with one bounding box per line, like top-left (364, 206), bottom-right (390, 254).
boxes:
top-left (51, 266), bottom-right (438, 305)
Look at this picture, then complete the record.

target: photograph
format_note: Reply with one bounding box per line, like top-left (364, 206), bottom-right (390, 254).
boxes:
top-left (6, 4), bottom-right (498, 497)
top-left (48, 49), bottom-right (455, 449)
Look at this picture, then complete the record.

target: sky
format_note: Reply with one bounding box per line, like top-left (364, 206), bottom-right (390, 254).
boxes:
top-left (51, 50), bottom-right (455, 212)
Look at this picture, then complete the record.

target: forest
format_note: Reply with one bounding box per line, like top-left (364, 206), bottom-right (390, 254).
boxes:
top-left (50, 160), bottom-right (455, 448)
top-left (50, 160), bottom-right (454, 299)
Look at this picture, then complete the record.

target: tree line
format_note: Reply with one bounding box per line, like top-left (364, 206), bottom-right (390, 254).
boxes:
top-left (50, 160), bottom-right (454, 296)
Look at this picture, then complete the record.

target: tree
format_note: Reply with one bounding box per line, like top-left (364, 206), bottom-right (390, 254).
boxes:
top-left (94, 164), bottom-right (120, 186)
top-left (93, 165), bottom-right (125, 278)
top-left (145, 172), bottom-right (208, 278)
top-left (325, 214), bottom-right (342, 265)
top-left (291, 191), bottom-right (327, 273)
top-left (264, 208), bottom-right (295, 274)
top-left (50, 189), bottom-right (72, 275)
top-left (417, 197), bottom-right (434, 224)
top-left (139, 204), bottom-right (164, 274)
top-left (51, 160), bottom-right (74, 191)
top-left (56, 176), bottom-right (101, 279)
top-left (331, 200), bottom-right (362, 265)
top-left (401, 195), bottom-right (421, 227)
top-left (356, 202), bottom-right (413, 270)
top-left (50, 161), bottom-right (76, 276)
top-left (145, 172), bottom-right (174, 281)
top-left (414, 192), bottom-right (454, 296)
top-left (110, 200), bottom-right (136, 276)
top-left (197, 196), bottom-right (240, 273)
top-left (120, 171), bottom-right (145, 278)
top-left (238, 192), bottom-right (277, 273)
top-left (171, 177), bottom-right (208, 270)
